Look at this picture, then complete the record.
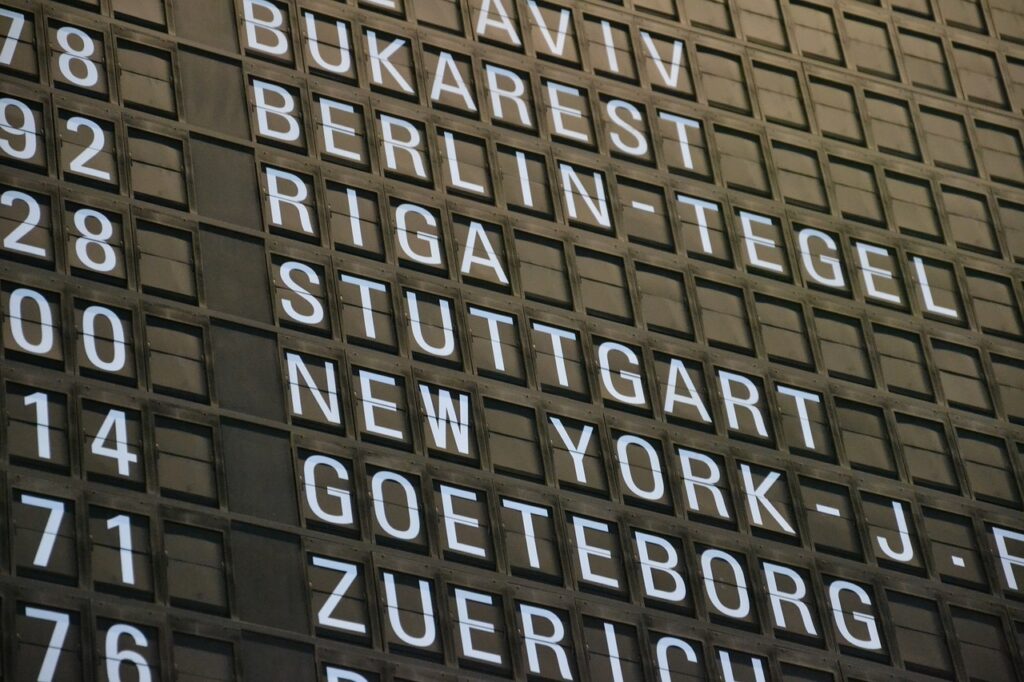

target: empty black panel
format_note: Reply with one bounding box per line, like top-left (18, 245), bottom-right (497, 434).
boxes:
top-left (231, 525), bottom-right (307, 632)
top-left (191, 138), bottom-right (262, 228)
top-left (222, 420), bottom-right (295, 523)
top-left (211, 323), bottom-right (283, 419)
top-left (200, 228), bottom-right (273, 322)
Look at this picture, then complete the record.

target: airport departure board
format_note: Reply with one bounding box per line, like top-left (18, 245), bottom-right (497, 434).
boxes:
top-left (1, 0), bottom-right (1024, 679)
